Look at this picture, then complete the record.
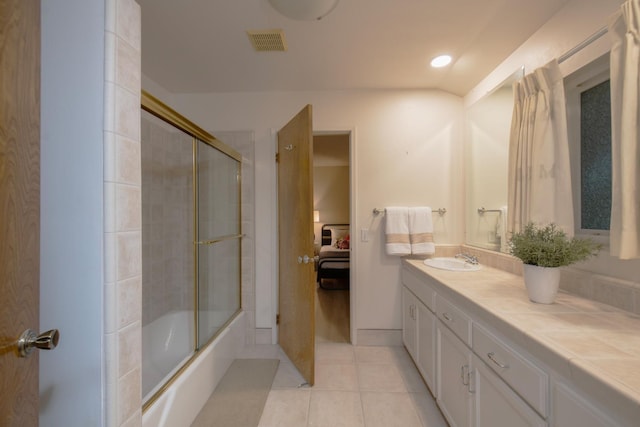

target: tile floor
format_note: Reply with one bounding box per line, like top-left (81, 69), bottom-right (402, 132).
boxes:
top-left (238, 342), bottom-right (448, 427)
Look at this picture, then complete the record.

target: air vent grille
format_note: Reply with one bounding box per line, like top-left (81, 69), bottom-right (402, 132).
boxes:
top-left (246, 29), bottom-right (287, 52)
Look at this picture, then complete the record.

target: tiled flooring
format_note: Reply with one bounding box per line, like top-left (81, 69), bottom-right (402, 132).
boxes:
top-left (238, 342), bottom-right (448, 427)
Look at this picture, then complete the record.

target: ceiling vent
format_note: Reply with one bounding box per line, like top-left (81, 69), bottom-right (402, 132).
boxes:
top-left (246, 29), bottom-right (288, 52)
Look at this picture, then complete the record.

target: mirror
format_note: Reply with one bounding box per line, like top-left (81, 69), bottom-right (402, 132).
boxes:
top-left (465, 68), bottom-right (524, 252)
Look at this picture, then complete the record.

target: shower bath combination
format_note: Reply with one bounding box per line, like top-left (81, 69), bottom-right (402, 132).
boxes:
top-left (140, 92), bottom-right (243, 410)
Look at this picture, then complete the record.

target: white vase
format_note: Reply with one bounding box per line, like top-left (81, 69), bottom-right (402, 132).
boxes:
top-left (522, 264), bottom-right (561, 304)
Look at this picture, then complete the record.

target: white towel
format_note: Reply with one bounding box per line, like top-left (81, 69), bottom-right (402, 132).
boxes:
top-left (385, 207), bottom-right (410, 256)
top-left (409, 207), bottom-right (435, 255)
top-left (498, 206), bottom-right (508, 253)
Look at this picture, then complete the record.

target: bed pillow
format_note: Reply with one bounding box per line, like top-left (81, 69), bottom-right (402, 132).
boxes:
top-left (337, 234), bottom-right (350, 249)
top-left (330, 228), bottom-right (349, 247)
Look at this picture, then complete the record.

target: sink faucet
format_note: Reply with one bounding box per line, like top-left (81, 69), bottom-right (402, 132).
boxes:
top-left (455, 253), bottom-right (479, 265)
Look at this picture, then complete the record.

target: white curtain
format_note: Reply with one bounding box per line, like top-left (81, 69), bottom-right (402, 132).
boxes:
top-left (609, 0), bottom-right (640, 259)
top-left (507, 60), bottom-right (574, 236)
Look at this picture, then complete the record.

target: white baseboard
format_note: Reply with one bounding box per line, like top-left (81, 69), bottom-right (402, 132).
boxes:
top-left (356, 329), bottom-right (402, 346)
top-left (255, 328), bottom-right (273, 345)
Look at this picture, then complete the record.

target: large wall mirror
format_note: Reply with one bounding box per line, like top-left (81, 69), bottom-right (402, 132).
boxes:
top-left (465, 67), bottom-right (523, 253)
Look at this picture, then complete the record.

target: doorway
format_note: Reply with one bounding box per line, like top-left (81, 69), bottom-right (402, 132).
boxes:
top-left (312, 133), bottom-right (351, 343)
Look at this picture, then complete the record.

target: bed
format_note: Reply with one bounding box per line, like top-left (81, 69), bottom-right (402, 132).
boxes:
top-left (317, 224), bottom-right (350, 290)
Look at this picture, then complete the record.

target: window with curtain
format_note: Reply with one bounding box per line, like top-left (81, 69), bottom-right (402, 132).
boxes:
top-left (565, 53), bottom-right (612, 238)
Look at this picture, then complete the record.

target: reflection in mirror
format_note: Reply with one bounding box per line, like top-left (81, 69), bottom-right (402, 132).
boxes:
top-left (465, 67), bottom-right (524, 253)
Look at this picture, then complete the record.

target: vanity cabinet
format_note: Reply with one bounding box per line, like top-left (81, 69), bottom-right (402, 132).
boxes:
top-left (552, 381), bottom-right (617, 427)
top-left (402, 268), bottom-right (437, 394)
top-left (474, 353), bottom-right (546, 427)
top-left (402, 260), bottom-right (638, 427)
top-left (437, 320), bottom-right (474, 427)
top-left (436, 297), bottom-right (547, 427)
top-left (402, 286), bottom-right (437, 393)
top-left (402, 287), bottom-right (418, 359)
top-left (472, 323), bottom-right (547, 417)
top-left (416, 301), bottom-right (437, 392)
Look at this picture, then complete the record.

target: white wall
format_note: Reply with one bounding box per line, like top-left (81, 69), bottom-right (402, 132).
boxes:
top-left (313, 165), bottom-right (350, 243)
top-left (466, 0), bottom-right (624, 106)
top-left (40, 0), bottom-right (105, 424)
top-left (150, 89), bottom-right (464, 334)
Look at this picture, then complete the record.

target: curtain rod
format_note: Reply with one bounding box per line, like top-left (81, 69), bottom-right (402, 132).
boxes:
top-left (558, 26), bottom-right (609, 64)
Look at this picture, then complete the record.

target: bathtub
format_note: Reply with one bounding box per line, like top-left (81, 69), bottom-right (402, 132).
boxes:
top-left (142, 310), bottom-right (245, 427)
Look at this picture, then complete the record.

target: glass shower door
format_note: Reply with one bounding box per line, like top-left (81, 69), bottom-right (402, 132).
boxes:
top-left (196, 140), bottom-right (242, 347)
top-left (141, 109), bottom-right (196, 400)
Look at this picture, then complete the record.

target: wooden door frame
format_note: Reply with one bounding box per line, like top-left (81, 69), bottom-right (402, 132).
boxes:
top-left (271, 126), bottom-right (358, 345)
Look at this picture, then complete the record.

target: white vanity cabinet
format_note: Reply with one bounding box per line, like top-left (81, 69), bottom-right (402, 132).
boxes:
top-left (552, 381), bottom-right (617, 427)
top-left (435, 297), bottom-right (547, 427)
top-left (437, 320), bottom-right (474, 427)
top-left (402, 260), bottom-right (639, 427)
top-left (474, 353), bottom-right (546, 427)
top-left (401, 268), bottom-right (437, 394)
top-left (416, 300), bottom-right (437, 392)
top-left (402, 287), bottom-right (418, 359)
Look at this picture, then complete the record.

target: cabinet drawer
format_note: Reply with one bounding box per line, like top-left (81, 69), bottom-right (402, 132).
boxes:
top-left (402, 267), bottom-right (436, 311)
top-left (436, 294), bottom-right (472, 346)
top-left (473, 323), bottom-right (548, 417)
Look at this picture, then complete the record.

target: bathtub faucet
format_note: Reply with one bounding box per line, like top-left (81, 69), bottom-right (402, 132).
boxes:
top-left (455, 253), bottom-right (479, 265)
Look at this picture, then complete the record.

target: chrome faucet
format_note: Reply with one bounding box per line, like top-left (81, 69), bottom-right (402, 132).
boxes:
top-left (455, 253), bottom-right (479, 265)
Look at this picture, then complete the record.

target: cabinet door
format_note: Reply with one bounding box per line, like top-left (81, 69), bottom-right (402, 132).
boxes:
top-left (417, 302), bottom-right (436, 395)
top-left (402, 287), bottom-right (417, 359)
top-left (552, 381), bottom-right (617, 427)
top-left (474, 355), bottom-right (546, 427)
top-left (438, 323), bottom-right (474, 427)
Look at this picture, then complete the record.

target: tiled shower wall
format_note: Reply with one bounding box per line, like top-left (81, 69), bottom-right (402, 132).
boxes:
top-left (104, 0), bottom-right (142, 425)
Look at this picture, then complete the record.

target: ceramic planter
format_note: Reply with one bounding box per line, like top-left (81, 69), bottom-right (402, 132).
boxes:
top-left (522, 264), bottom-right (561, 304)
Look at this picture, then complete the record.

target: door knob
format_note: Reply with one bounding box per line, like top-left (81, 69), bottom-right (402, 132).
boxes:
top-left (297, 255), bottom-right (311, 264)
top-left (17, 329), bottom-right (60, 358)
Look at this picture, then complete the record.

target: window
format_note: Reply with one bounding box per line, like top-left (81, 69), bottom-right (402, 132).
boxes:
top-left (565, 54), bottom-right (611, 238)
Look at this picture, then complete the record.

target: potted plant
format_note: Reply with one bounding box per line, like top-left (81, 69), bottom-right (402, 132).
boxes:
top-left (509, 223), bottom-right (602, 304)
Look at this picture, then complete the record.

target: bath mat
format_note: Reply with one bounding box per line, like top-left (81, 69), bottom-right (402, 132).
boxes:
top-left (191, 358), bottom-right (280, 427)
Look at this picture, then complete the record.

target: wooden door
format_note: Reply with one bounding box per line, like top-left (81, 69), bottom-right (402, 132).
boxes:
top-left (0, 0), bottom-right (41, 425)
top-left (277, 105), bottom-right (315, 386)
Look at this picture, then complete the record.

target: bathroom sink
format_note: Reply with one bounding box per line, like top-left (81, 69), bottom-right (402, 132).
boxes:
top-left (423, 257), bottom-right (481, 272)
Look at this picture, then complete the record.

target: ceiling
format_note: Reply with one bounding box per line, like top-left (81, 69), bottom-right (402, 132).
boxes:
top-left (136, 0), bottom-right (571, 97)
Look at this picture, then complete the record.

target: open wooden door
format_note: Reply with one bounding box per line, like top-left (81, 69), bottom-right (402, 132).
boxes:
top-left (1, 1), bottom-right (43, 425)
top-left (277, 105), bottom-right (316, 385)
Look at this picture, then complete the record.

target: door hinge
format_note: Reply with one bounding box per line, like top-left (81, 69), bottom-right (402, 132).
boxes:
top-left (275, 152), bottom-right (279, 163)
top-left (276, 314), bottom-right (280, 325)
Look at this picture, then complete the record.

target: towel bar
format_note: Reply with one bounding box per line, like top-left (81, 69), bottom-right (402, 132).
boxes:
top-left (477, 207), bottom-right (502, 214)
top-left (373, 207), bottom-right (447, 216)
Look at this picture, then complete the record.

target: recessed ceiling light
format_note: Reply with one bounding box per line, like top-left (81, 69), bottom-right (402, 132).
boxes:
top-left (431, 55), bottom-right (452, 68)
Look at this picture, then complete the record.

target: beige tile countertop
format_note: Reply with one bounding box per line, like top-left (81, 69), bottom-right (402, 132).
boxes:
top-left (403, 259), bottom-right (640, 424)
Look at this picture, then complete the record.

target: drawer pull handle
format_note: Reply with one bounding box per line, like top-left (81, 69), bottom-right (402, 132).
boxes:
top-left (442, 313), bottom-right (453, 322)
top-left (487, 352), bottom-right (509, 369)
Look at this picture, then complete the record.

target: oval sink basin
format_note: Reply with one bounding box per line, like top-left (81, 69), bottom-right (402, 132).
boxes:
top-left (423, 257), bottom-right (481, 272)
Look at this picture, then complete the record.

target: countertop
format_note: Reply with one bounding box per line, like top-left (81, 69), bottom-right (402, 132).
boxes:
top-left (403, 259), bottom-right (640, 422)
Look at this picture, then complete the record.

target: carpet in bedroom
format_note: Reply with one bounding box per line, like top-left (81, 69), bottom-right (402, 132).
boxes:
top-left (190, 358), bottom-right (280, 427)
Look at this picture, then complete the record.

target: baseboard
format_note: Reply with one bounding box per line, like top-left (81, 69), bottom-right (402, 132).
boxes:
top-left (255, 328), bottom-right (272, 345)
top-left (356, 329), bottom-right (402, 346)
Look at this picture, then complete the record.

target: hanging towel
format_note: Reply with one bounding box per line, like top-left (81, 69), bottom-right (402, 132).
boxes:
top-left (498, 206), bottom-right (508, 253)
top-left (385, 207), bottom-right (411, 256)
top-left (409, 207), bottom-right (435, 255)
